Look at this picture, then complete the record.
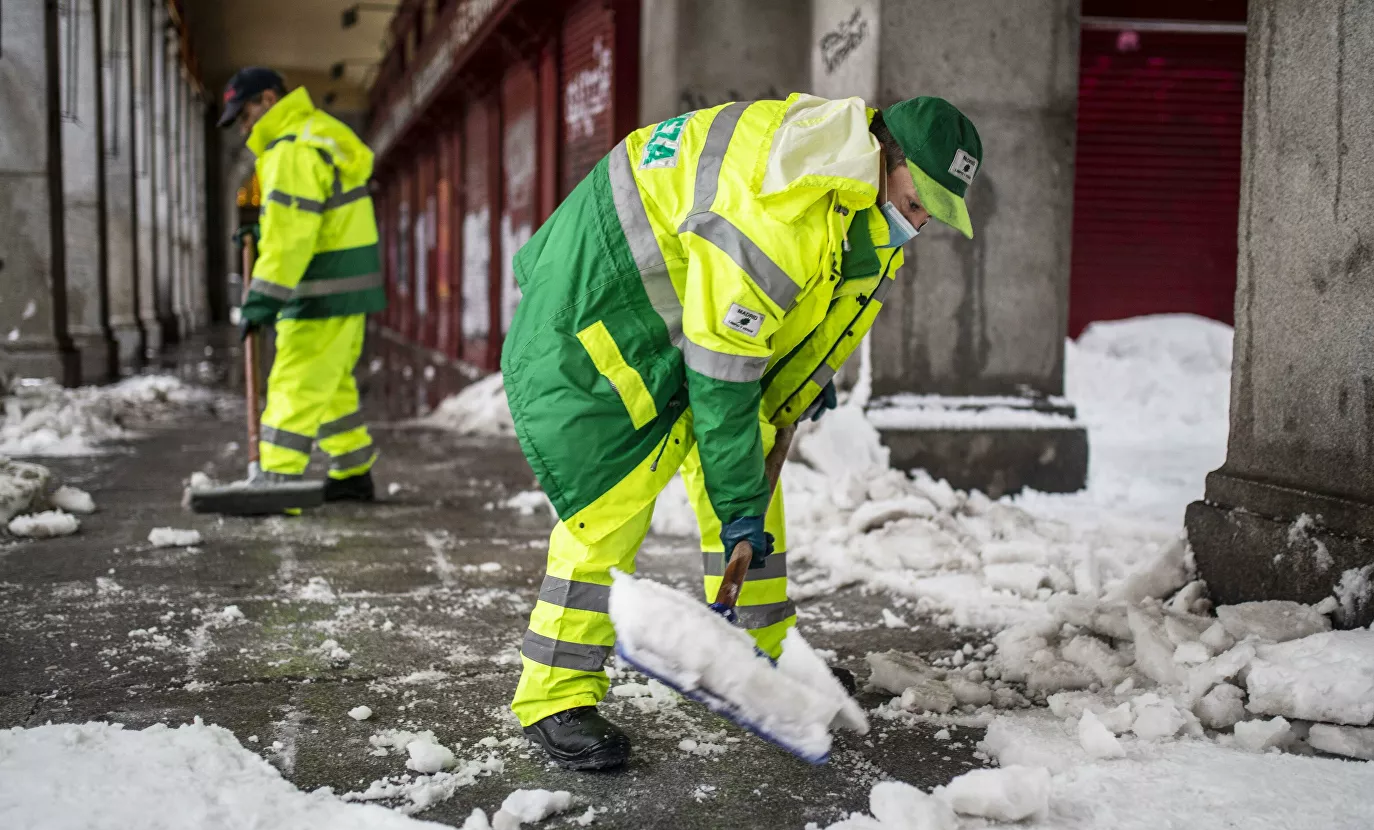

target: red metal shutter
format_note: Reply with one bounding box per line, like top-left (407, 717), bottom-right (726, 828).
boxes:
top-left (396, 168), bottom-right (415, 342)
top-left (1069, 28), bottom-right (1246, 336)
top-left (436, 126), bottom-right (456, 359)
top-left (446, 125), bottom-right (465, 360)
top-left (502, 63), bottom-right (539, 334)
top-left (560, 0), bottom-right (616, 198)
top-left (462, 98), bottom-right (494, 369)
top-left (416, 148), bottom-right (439, 351)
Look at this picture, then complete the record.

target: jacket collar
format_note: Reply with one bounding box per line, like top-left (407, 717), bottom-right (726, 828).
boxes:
top-left (247, 88), bottom-right (316, 157)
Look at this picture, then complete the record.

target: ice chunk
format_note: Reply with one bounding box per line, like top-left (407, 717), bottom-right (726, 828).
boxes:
top-left (497, 789), bottom-right (573, 823)
top-left (1234, 717), bottom-right (1292, 753)
top-left (1127, 605), bottom-right (1181, 686)
top-left (881, 609), bottom-right (908, 629)
top-left (405, 737), bottom-right (456, 773)
top-left (983, 563), bottom-right (1049, 597)
top-left (148, 527), bottom-right (201, 548)
top-left (1199, 621), bottom-right (1235, 653)
top-left (348, 706), bottom-right (373, 721)
top-left (1216, 601), bottom-right (1331, 643)
top-left (219, 605), bottom-right (246, 623)
top-left (866, 650), bottom-right (934, 696)
top-left (1163, 611), bottom-right (1213, 646)
top-left (1078, 710), bottom-right (1126, 759)
top-left (1026, 660), bottom-right (1096, 694)
top-left (1103, 538), bottom-right (1189, 605)
top-left (900, 678), bottom-right (956, 715)
top-left (938, 766), bottom-right (1050, 822)
top-left (7, 509), bottom-right (79, 538)
top-left (1050, 594), bottom-right (1132, 640)
top-left (1131, 698), bottom-right (1186, 741)
top-left (869, 781), bottom-right (956, 830)
top-left (0, 457), bottom-right (50, 524)
top-left (1165, 580), bottom-right (1208, 615)
top-left (847, 497), bottom-right (936, 534)
top-left (423, 373), bottom-right (514, 436)
top-left (1307, 724), bottom-right (1374, 761)
top-left (1173, 641), bottom-right (1211, 665)
top-left (1334, 566), bottom-right (1374, 628)
top-left (463, 809), bottom-right (493, 830)
top-left (990, 621), bottom-right (1057, 684)
top-left (1195, 683), bottom-right (1246, 730)
top-left (1245, 630), bottom-right (1374, 726)
top-left (1097, 702), bottom-right (1135, 735)
top-left (949, 678), bottom-right (992, 707)
top-left (50, 485), bottom-right (96, 514)
top-left (1061, 634), bottom-right (1128, 686)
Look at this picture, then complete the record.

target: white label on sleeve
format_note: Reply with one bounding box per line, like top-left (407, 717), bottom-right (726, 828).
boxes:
top-left (723, 303), bottom-right (765, 337)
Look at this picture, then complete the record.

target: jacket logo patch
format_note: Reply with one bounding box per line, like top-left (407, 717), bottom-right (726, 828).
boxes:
top-left (640, 112), bottom-right (694, 169)
top-left (949, 148), bottom-right (979, 185)
top-left (723, 303), bottom-right (765, 337)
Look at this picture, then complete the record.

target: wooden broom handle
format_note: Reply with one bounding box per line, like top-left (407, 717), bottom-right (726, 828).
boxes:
top-left (241, 236), bottom-right (261, 464)
top-left (713, 424), bottom-right (797, 611)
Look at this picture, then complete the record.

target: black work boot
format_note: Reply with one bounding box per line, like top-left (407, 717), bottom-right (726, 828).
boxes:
top-left (523, 706), bottom-right (630, 770)
top-left (324, 471), bottom-right (375, 503)
top-left (830, 666), bottom-right (858, 696)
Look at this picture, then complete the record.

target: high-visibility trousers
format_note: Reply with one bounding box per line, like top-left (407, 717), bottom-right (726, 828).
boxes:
top-left (510, 415), bottom-right (793, 728)
top-left (259, 315), bottom-right (376, 481)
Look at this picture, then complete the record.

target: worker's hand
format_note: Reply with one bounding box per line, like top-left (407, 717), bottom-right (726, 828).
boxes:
top-left (720, 515), bottom-right (773, 570)
top-left (238, 317), bottom-right (260, 343)
top-left (808, 380), bottom-right (839, 422)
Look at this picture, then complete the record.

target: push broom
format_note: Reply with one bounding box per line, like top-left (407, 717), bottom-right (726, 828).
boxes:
top-left (610, 425), bottom-right (869, 763)
top-left (188, 234), bottom-right (325, 515)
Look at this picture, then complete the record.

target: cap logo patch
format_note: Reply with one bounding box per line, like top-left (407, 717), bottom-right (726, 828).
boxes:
top-left (224, 88), bottom-right (235, 102)
top-left (949, 148), bottom-right (978, 185)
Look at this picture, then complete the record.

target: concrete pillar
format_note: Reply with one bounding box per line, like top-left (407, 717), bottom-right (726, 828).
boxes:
top-left (61, 0), bottom-right (117, 383)
top-left (103, 0), bottom-right (144, 370)
top-left (133, 0), bottom-right (161, 355)
top-left (861, 0), bottom-right (1087, 496)
top-left (169, 68), bottom-right (187, 337)
top-left (1186, 0), bottom-right (1374, 628)
top-left (152, 5), bottom-right (176, 344)
top-left (639, 0), bottom-right (810, 124)
top-left (0, 0), bottom-right (80, 383)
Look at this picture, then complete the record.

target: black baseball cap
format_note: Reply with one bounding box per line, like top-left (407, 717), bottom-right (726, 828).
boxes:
top-left (216, 67), bottom-right (286, 128)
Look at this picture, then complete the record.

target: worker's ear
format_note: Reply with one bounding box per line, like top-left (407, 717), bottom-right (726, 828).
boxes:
top-left (261, 89), bottom-right (281, 108)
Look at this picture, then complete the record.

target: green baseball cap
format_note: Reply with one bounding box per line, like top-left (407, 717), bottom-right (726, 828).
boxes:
top-left (882, 97), bottom-right (982, 239)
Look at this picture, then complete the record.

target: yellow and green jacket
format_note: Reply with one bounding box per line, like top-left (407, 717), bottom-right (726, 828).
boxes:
top-left (241, 88), bottom-right (386, 323)
top-left (503, 94), bottom-right (903, 531)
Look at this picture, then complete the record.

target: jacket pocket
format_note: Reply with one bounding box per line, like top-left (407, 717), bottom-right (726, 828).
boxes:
top-left (576, 320), bottom-right (659, 430)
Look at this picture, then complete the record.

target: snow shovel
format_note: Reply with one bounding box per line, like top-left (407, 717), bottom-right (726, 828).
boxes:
top-left (611, 425), bottom-right (869, 763)
top-left (188, 235), bottom-right (325, 515)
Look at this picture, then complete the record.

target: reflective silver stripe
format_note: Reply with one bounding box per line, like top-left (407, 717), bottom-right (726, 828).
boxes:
top-left (682, 338), bottom-right (769, 383)
top-left (265, 134), bottom-right (296, 151)
top-left (330, 444), bottom-right (375, 471)
top-left (324, 186), bottom-right (370, 210)
top-left (261, 470), bottom-right (304, 483)
top-left (702, 551), bottom-right (788, 580)
top-left (265, 189), bottom-right (325, 213)
top-left (690, 102), bottom-right (749, 215)
top-left (248, 278), bottom-right (294, 301)
top-left (609, 142), bottom-right (682, 345)
top-left (294, 272), bottom-right (384, 297)
top-left (521, 630), bottom-right (610, 672)
top-left (318, 411), bottom-right (366, 439)
top-left (260, 425), bottom-right (314, 454)
top-left (538, 575), bottom-right (611, 614)
top-left (679, 211), bottom-right (800, 311)
top-left (871, 274), bottom-right (897, 304)
top-left (736, 600), bottom-right (797, 630)
top-left (810, 362), bottom-right (838, 388)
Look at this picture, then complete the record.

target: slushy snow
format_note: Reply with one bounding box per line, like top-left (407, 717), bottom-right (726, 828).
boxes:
top-left (50, 485), bottom-right (96, 514)
top-left (7, 509), bottom-right (79, 538)
top-left (1, 375), bottom-right (213, 457)
top-left (422, 374), bottom-right (514, 436)
top-left (148, 527), bottom-right (202, 548)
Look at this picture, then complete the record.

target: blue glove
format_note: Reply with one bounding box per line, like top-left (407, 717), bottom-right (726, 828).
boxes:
top-left (809, 380), bottom-right (838, 422)
top-left (720, 515), bottom-right (773, 570)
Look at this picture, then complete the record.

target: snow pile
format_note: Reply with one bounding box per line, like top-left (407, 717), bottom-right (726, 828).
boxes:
top-left (0, 719), bottom-right (445, 829)
top-left (0, 456), bottom-right (51, 524)
top-left (818, 768), bottom-right (1050, 829)
top-left (464, 789), bottom-right (575, 830)
top-left (608, 570), bottom-right (865, 762)
top-left (500, 490), bottom-right (554, 519)
top-left (7, 509), bottom-right (79, 538)
top-left (50, 485), bottom-right (96, 514)
top-left (148, 527), bottom-right (201, 548)
top-left (1, 375), bottom-right (213, 457)
top-left (423, 374), bottom-right (514, 437)
top-left (347, 732), bottom-right (507, 815)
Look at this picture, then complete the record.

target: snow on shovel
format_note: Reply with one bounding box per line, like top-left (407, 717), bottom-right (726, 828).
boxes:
top-left (609, 424), bottom-right (868, 763)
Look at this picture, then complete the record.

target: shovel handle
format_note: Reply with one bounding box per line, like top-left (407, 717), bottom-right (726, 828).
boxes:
top-left (712, 424), bottom-right (797, 611)
top-left (241, 237), bottom-right (261, 465)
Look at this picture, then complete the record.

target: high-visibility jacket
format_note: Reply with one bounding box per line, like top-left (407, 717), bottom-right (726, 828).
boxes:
top-left (503, 94), bottom-right (903, 538)
top-left (241, 88), bottom-right (386, 324)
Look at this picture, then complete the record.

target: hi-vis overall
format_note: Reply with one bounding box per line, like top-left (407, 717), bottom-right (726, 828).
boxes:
top-left (503, 95), bottom-right (904, 725)
top-left (241, 88), bottom-right (387, 483)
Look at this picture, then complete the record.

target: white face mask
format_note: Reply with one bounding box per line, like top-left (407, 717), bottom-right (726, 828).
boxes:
top-left (877, 201), bottom-right (920, 248)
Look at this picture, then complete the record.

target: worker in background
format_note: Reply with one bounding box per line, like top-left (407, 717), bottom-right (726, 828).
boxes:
top-left (503, 94), bottom-right (982, 769)
top-left (219, 67), bottom-right (386, 504)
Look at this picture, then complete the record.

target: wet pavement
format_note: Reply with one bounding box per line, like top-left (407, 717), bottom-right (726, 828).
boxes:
top-left (0, 336), bottom-right (989, 829)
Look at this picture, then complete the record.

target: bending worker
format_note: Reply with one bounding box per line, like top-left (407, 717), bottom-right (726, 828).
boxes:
top-left (219, 68), bottom-right (386, 503)
top-left (504, 94), bottom-right (981, 769)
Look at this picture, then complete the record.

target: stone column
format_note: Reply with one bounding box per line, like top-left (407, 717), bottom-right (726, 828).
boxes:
top-left (0, 0), bottom-right (81, 383)
top-left (134, 0), bottom-right (161, 355)
top-left (103, 0), bottom-right (144, 369)
top-left (865, 0), bottom-right (1087, 497)
top-left (1186, 0), bottom-right (1374, 629)
top-left (61, 0), bottom-right (117, 383)
top-left (152, 5), bottom-right (176, 345)
top-left (639, 0), bottom-right (810, 124)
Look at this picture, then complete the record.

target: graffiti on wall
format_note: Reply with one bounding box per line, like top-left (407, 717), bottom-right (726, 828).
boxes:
top-left (565, 38), bottom-right (613, 141)
top-left (819, 8), bottom-right (870, 74)
top-left (677, 86), bottom-right (783, 113)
